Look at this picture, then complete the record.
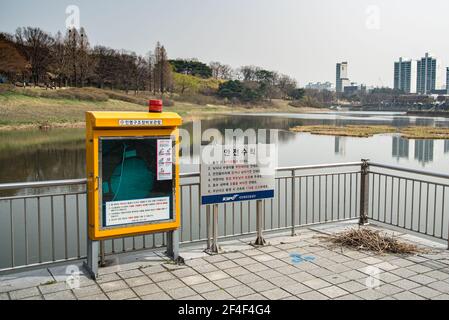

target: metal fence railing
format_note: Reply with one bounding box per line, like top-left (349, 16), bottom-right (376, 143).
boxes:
top-left (367, 162), bottom-right (449, 242)
top-left (0, 160), bottom-right (448, 274)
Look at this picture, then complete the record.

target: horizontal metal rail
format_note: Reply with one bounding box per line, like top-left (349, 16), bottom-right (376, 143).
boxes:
top-left (0, 160), bottom-right (447, 274)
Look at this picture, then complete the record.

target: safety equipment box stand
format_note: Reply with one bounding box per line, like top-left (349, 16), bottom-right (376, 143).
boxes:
top-left (83, 108), bottom-right (182, 279)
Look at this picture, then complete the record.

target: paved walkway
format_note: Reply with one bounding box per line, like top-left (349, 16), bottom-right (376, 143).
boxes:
top-left (1, 221), bottom-right (449, 300)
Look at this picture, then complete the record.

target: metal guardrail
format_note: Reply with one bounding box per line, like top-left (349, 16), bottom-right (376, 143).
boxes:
top-left (0, 161), bottom-right (448, 274)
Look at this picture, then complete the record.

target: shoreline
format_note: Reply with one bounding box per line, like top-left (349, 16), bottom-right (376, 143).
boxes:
top-left (0, 105), bottom-right (327, 132)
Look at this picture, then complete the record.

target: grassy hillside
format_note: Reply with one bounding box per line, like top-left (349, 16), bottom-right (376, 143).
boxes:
top-left (0, 86), bottom-right (319, 130)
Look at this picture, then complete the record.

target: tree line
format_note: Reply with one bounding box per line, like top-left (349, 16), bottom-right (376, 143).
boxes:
top-left (0, 26), bottom-right (306, 103)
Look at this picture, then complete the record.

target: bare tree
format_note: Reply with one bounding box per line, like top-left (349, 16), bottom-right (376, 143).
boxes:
top-left (15, 27), bottom-right (54, 85)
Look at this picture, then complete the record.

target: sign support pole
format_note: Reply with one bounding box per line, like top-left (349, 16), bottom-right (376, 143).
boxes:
top-left (206, 205), bottom-right (211, 250)
top-left (167, 229), bottom-right (180, 262)
top-left (210, 204), bottom-right (220, 254)
top-left (254, 199), bottom-right (267, 246)
top-left (84, 238), bottom-right (99, 280)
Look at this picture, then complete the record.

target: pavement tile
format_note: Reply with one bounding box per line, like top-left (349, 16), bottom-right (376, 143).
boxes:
top-left (256, 269), bottom-right (283, 279)
top-left (224, 266), bottom-right (250, 277)
top-left (263, 259), bottom-right (289, 269)
top-left (132, 283), bottom-right (162, 296)
top-left (158, 279), bottom-right (185, 291)
top-left (10, 287), bottom-right (40, 300)
top-left (118, 269), bottom-right (145, 279)
top-left (39, 282), bottom-right (70, 295)
top-left (78, 293), bottom-right (109, 300)
top-left (124, 275), bottom-right (153, 288)
top-left (268, 276), bottom-right (296, 287)
top-left (0, 293), bottom-right (9, 300)
top-left (406, 264), bottom-right (433, 274)
top-left (247, 280), bottom-right (277, 292)
top-left (235, 273), bottom-right (263, 284)
top-left (166, 286), bottom-right (197, 299)
top-left (141, 292), bottom-right (172, 300)
top-left (192, 263), bottom-right (219, 274)
top-left (181, 275), bottom-right (209, 286)
top-left (148, 272), bottom-right (176, 282)
top-left (390, 268), bottom-right (418, 278)
top-left (73, 285), bottom-right (103, 299)
top-left (374, 262), bottom-right (399, 271)
top-left (253, 255), bottom-right (276, 263)
top-left (319, 286), bottom-right (349, 299)
top-left (203, 255), bottom-right (228, 263)
top-left (283, 283), bottom-right (312, 295)
top-left (202, 289), bottom-right (233, 300)
top-left (191, 282), bottom-right (220, 294)
top-left (239, 293), bottom-right (267, 300)
top-left (297, 291), bottom-right (329, 300)
top-left (225, 284), bottom-right (255, 298)
top-left (338, 281), bottom-right (367, 293)
top-left (392, 291), bottom-right (426, 300)
top-left (303, 278), bottom-right (332, 290)
top-left (276, 265), bottom-right (300, 275)
top-left (99, 280), bottom-right (128, 293)
top-left (214, 278), bottom-right (241, 289)
top-left (244, 263), bottom-right (270, 273)
top-left (214, 260), bottom-right (239, 270)
top-left (107, 289), bottom-right (137, 300)
top-left (322, 274), bottom-right (349, 285)
top-left (140, 265), bottom-right (166, 275)
top-left (204, 271), bottom-right (230, 281)
top-left (410, 286), bottom-right (442, 299)
top-left (180, 295), bottom-right (205, 300)
top-left (392, 279), bottom-right (422, 291)
top-left (44, 290), bottom-right (76, 300)
top-left (288, 271), bottom-right (316, 282)
top-left (171, 268), bottom-right (198, 278)
top-left (376, 284), bottom-right (404, 296)
top-left (427, 281), bottom-right (449, 294)
top-left (261, 288), bottom-right (291, 300)
top-left (354, 289), bottom-right (386, 300)
top-left (335, 294), bottom-right (364, 300)
top-left (408, 274), bottom-right (437, 285)
top-left (424, 270), bottom-right (449, 281)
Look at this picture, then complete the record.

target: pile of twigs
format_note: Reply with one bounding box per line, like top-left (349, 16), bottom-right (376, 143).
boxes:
top-left (321, 228), bottom-right (424, 255)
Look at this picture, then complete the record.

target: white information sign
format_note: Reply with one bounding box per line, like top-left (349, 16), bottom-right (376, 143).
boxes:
top-left (200, 144), bottom-right (276, 205)
top-left (157, 139), bottom-right (173, 181)
top-left (105, 197), bottom-right (170, 226)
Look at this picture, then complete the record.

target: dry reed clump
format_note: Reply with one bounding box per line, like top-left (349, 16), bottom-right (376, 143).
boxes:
top-left (289, 125), bottom-right (397, 137)
top-left (319, 228), bottom-right (426, 255)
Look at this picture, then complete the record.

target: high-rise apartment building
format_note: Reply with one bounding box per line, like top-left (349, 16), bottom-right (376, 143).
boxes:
top-left (416, 53), bottom-right (444, 94)
top-left (336, 62), bottom-right (349, 93)
top-left (394, 57), bottom-right (417, 93)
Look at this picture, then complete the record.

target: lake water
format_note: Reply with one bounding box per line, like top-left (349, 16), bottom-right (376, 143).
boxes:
top-left (1, 111), bottom-right (448, 187)
top-left (1, 111), bottom-right (449, 269)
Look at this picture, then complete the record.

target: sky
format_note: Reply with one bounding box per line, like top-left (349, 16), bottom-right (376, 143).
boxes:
top-left (1, 0), bottom-right (449, 88)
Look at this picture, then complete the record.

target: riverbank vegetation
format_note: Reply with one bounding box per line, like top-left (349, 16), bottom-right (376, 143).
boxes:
top-left (290, 125), bottom-right (449, 139)
top-left (0, 26), bottom-right (324, 109)
top-left (0, 85), bottom-right (314, 130)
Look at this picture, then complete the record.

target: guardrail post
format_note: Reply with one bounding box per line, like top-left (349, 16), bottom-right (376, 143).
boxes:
top-left (359, 159), bottom-right (370, 225)
top-left (167, 229), bottom-right (181, 263)
top-left (291, 170), bottom-right (296, 236)
top-left (84, 238), bottom-right (99, 280)
top-left (254, 200), bottom-right (267, 246)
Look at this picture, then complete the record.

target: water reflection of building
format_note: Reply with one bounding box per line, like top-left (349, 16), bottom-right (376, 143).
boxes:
top-left (334, 137), bottom-right (346, 155)
top-left (445, 140), bottom-right (449, 154)
top-left (392, 137), bottom-right (409, 160)
top-left (414, 140), bottom-right (434, 165)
